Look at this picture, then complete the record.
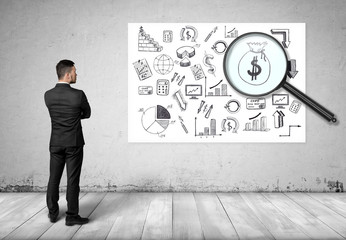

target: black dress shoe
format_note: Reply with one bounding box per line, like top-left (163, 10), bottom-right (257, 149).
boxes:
top-left (48, 213), bottom-right (58, 223)
top-left (65, 215), bottom-right (89, 226)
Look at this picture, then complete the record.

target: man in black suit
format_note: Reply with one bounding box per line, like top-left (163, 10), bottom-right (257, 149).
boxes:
top-left (44, 60), bottom-right (91, 226)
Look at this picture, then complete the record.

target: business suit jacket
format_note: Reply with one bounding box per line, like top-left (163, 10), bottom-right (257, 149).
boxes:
top-left (45, 83), bottom-right (91, 147)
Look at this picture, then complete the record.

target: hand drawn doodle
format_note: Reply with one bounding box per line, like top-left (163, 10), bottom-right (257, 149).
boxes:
top-left (190, 64), bottom-right (206, 81)
top-left (153, 54), bottom-right (174, 75)
top-left (205, 105), bottom-right (213, 118)
top-left (244, 116), bottom-right (270, 132)
top-left (195, 117), bottom-right (221, 137)
top-left (171, 72), bottom-right (178, 82)
top-left (249, 112), bottom-right (262, 120)
top-left (138, 26), bottom-right (163, 52)
top-left (138, 86), bottom-right (153, 95)
top-left (287, 59), bottom-right (298, 78)
top-left (246, 98), bottom-right (266, 110)
top-left (197, 100), bottom-right (205, 114)
top-left (185, 85), bottom-right (203, 99)
top-left (176, 46), bottom-right (195, 67)
top-left (270, 29), bottom-right (290, 48)
top-left (179, 116), bottom-right (188, 134)
top-left (204, 26), bottom-right (217, 42)
top-left (133, 59), bottom-right (153, 81)
top-left (225, 99), bottom-right (241, 113)
top-left (203, 52), bottom-right (216, 75)
top-left (289, 100), bottom-right (302, 114)
top-left (177, 75), bottom-right (185, 86)
top-left (156, 79), bottom-right (169, 96)
top-left (180, 25), bottom-right (198, 42)
top-left (221, 117), bottom-right (239, 133)
top-left (211, 40), bottom-right (228, 55)
top-left (173, 90), bottom-right (187, 111)
top-left (238, 42), bottom-right (270, 85)
top-left (225, 26), bottom-right (238, 38)
top-left (206, 78), bottom-right (231, 97)
top-left (279, 125), bottom-right (301, 137)
top-left (141, 105), bottom-right (170, 134)
top-left (273, 110), bottom-right (285, 128)
top-left (272, 94), bottom-right (289, 109)
top-left (163, 30), bottom-right (173, 43)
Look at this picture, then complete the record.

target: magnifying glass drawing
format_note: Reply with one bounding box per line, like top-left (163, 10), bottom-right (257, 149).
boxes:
top-left (223, 32), bottom-right (337, 123)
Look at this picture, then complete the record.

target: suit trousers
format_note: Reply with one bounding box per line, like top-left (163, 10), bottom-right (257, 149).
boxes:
top-left (47, 146), bottom-right (83, 217)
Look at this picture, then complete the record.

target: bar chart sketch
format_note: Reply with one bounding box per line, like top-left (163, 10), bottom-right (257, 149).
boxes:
top-left (243, 116), bottom-right (270, 132)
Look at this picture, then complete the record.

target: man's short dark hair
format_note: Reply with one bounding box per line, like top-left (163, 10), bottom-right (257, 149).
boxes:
top-left (56, 60), bottom-right (74, 79)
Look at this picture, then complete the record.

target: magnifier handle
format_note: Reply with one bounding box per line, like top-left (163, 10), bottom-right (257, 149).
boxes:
top-left (283, 82), bottom-right (337, 123)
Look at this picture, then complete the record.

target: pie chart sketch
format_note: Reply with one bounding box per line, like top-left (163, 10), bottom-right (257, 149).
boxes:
top-left (141, 105), bottom-right (171, 134)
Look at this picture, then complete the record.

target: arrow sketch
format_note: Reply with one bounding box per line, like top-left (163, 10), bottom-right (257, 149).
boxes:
top-left (279, 125), bottom-right (301, 137)
top-left (288, 59), bottom-right (298, 78)
top-left (173, 90), bottom-right (187, 111)
top-left (271, 29), bottom-right (290, 48)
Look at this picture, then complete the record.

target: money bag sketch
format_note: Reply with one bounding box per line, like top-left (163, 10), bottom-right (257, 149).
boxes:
top-left (238, 42), bottom-right (271, 86)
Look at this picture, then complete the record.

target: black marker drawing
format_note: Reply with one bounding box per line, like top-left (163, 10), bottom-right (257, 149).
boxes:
top-left (221, 117), bottom-right (239, 133)
top-left (246, 98), bottom-right (266, 110)
top-left (270, 29), bottom-right (290, 48)
top-left (209, 79), bottom-right (223, 89)
top-left (238, 42), bottom-right (271, 86)
top-left (279, 125), bottom-right (301, 137)
top-left (133, 59), bottom-right (153, 81)
top-left (287, 59), bottom-right (298, 78)
top-left (176, 46), bottom-right (195, 67)
top-left (249, 112), bottom-right (262, 120)
top-left (224, 99), bottom-right (241, 113)
top-left (204, 26), bottom-right (217, 42)
top-left (178, 116), bottom-right (188, 134)
top-left (153, 54), bottom-right (174, 75)
top-left (273, 110), bottom-right (285, 128)
top-left (203, 52), bottom-right (216, 76)
top-left (180, 25), bottom-right (198, 42)
top-left (244, 116), bottom-right (270, 132)
top-left (197, 100), bottom-right (205, 114)
top-left (163, 30), bottom-right (173, 43)
top-left (190, 64), bottom-right (206, 81)
top-left (141, 105), bottom-right (170, 134)
top-left (171, 72), bottom-right (178, 82)
top-left (138, 86), bottom-right (153, 95)
top-left (205, 105), bottom-right (213, 119)
top-left (195, 117), bottom-right (221, 137)
top-left (225, 26), bottom-right (238, 38)
top-left (211, 40), bottom-right (228, 55)
top-left (185, 85), bottom-right (202, 99)
top-left (138, 26), bottom-right (163, 52)
top-left (272, 94), bottom-right (289, 109)
top-left (156, 79), bottom-right (169, 96)
top-left (289, 100), bottom-right (302, 113)
top-left (173, 90), bottom-right (187, 111)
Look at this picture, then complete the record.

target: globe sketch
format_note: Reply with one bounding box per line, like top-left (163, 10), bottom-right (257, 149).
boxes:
top-left (153, 54), bottom-right (174, 75)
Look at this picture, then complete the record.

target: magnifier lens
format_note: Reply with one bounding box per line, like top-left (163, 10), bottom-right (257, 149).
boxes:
top-left (224, 32), bottom-right (288, 96)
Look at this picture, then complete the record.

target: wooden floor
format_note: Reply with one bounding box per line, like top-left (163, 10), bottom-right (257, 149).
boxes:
top-left (1, 193), bottom-right (346, 240)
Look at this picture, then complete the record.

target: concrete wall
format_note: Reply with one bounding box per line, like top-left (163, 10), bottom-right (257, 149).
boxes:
top-left (0, 0), bottom-right (345, 192)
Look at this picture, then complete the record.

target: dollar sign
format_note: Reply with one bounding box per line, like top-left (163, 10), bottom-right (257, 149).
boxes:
top-left (203, 54), bottom-right (216, 75)
top-left (247, 56), bottom-right (262, 80)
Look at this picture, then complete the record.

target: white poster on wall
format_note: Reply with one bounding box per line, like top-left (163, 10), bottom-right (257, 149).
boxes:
top-left (128, 23), bottom-right (306, 142)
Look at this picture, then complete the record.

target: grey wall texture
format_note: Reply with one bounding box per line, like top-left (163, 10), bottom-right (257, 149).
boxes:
top-left (0, 0), bottom-right (345, 192)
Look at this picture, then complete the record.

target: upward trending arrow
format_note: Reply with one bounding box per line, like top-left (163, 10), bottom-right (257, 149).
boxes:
top-left (271, 29), bottom-right (290, 48)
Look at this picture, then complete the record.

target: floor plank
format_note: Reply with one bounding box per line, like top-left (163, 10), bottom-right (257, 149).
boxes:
top-left (286, 192), bottom-right (346, 238)
top-left (194, 193), bottom-right (238, 240)
top-left (218, 193), bottom-right (275, 240)
top-left (308, 193), bottom-right (346, 218)
top-left (39, 192), bottom-right (106, 240)
top-left (71, 192), bottom-right (129, 240)
top-left (0, 193), bottom-right (46, 239)
top-left (3, 193), bottom-right (69, 240)
top-left (172, 193), bottom-right (204, 240)
top-left (105, 192), bottom-right (152, 240)
top-left (263, 193), bottom-right (344, 240)
top-left (141, 192), bottom-right (173, 240)
top-left (240, 193), bottom-right (310, 239)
